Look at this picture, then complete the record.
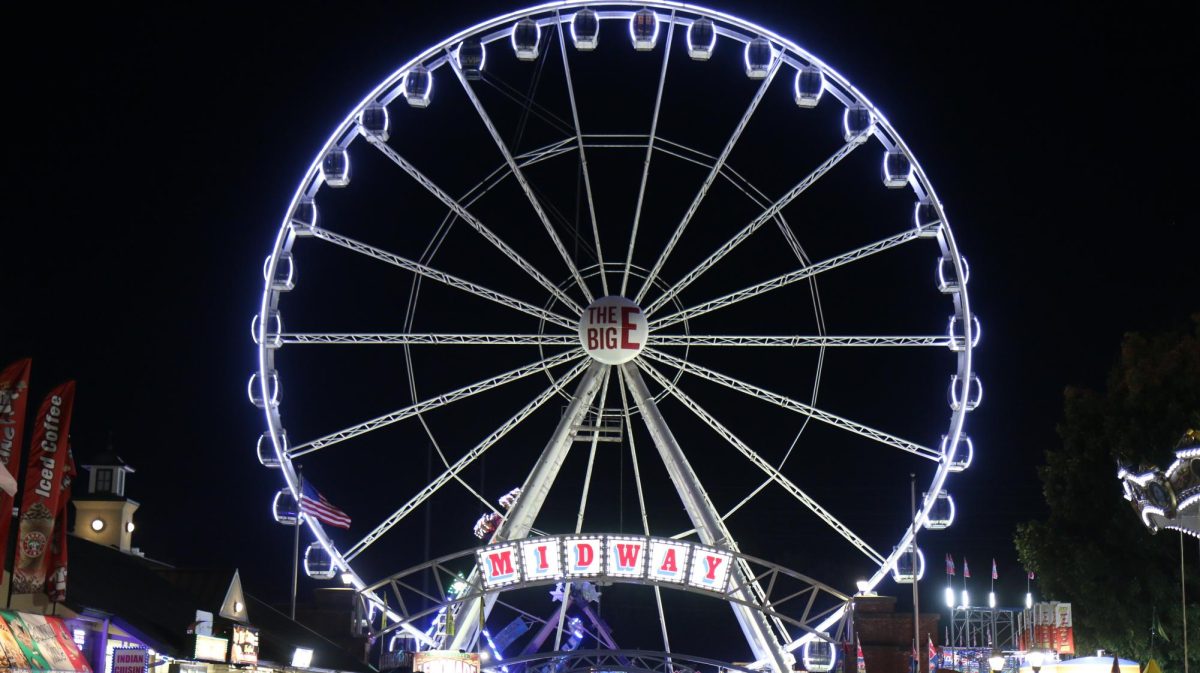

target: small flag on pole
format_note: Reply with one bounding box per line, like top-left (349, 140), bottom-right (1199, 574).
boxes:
top-left (857, 636), bottom-right (866, 673)
top-left (1028, 570), bottom-right (1036, 580)
top-left (991, 559), bottom-right (998, 580)
top-left (945, 554), bottom-right (955, 576)
top-left (963, 558), bottom-right (971, 578)
top-left (928, 635), bottom-right (937, 668)
top-left (299, 480), bottom-right (352, 529)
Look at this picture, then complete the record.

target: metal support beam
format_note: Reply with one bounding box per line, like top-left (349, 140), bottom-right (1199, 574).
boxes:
top-left (621, 364), bottom-right (792, 673)
top-left (449, 360), bottom-right (608, 651)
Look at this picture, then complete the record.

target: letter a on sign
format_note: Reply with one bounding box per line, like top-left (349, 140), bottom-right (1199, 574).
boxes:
top-left (648, 540), bottom-right (691, 583)
top-left (477, 542), bottom-right (522, 588)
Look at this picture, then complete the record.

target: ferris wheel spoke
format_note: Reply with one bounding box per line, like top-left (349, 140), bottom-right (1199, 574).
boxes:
top-left (614, 366), bottom-right (672, 654)
top-left (644, 136), bottom-right (867, 317)
top-left (647, 334), bottom-right (952, 347)
top-left (650, 224), bottom-right (937, 331)
top-left (279, 333), bottom-right (578, 346)
top-left (635, 57), bottom-right (782, 304)
top-left (447, 48), bottom-right (595, 306)
top-left (636, 359), bottom-right (886, 567)
top-left (641, 348), bottom-right (940, 461)
top-left (365, 138), bottom-right (584, 315)
top-left (573, 367), bottom-right (612, 533)
top-left (621, 362), bottom-right (791, 671)
top-left (286, 350), bottom-right (583, 459)
top-left (308, 227), bottom-right (576, 331)
top-left (479, 74), bottom-right (575, 137)
top-left (449, 360), bottom-right (608, 651)
top-left (620, 12), bottom-right (676, 297)
top-left (343, 358), bottom-right (592, 561)
top-left (556, 13), bottom-right (608, 296)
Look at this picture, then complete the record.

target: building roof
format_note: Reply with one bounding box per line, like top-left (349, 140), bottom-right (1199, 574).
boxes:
top-left (81, 447), bottom-right (134, 472)
top-left (65, 536), bottom-right (373, 673)
top-left (66, 535), bottom-right (195, 654)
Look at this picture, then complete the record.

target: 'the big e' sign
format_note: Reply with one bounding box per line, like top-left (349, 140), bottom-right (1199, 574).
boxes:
top-left (579, 296), bottom-right (648, 365)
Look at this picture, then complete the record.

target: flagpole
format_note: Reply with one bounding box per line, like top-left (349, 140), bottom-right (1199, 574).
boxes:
top-left (910, 474), bottom-right (919, 673)
top-left (1182, 531), bottom-right (1189, 673)
top-left (291, 467), bottom-right (303, 620)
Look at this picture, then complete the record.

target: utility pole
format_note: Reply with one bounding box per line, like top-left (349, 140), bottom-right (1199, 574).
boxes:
top-left (911, 474), bottom-right (920, 673)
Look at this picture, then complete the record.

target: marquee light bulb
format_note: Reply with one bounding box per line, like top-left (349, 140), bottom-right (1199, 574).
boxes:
top-left (988, 591), bottom-right (997, 608)
top-left (960, 589), bottom-right (969, 607)
top-left (91, 518), bottom-right (105, 532)
top-left (944, 586), bottom-right (955, 607)
top-left (1025, 592), bottom-right (1033, 609)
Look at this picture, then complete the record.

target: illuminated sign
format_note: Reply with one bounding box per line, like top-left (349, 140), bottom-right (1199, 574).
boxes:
top-left (579, 297), bottom-right (647, 365)
top-left (193, 635), bottom-right (228, 663)
top-left (519, 538), bottom-right (561, 581)
top-left (230, 626), bottom-right (259, 666)
top-left (292, 648), bottom-right (313, 668)
top-left (477, 535), bottom-right (734, 593)
top-left (413, 651), bottom-right (480, 673)
top-left (112, 648), bottom-right (147, 673)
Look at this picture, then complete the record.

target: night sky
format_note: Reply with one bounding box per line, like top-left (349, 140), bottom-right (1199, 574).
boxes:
top-left (5, 0), bottom-right (1196, 658)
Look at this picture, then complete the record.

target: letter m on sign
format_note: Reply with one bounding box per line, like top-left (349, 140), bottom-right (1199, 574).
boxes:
top-left (478, 543), bottom-right (521, 588)
top-left (488, 551), bottom-right (514, 577)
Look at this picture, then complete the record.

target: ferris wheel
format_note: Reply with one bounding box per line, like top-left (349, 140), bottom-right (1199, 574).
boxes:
top-left (251, 3), bottom-right (978, 671)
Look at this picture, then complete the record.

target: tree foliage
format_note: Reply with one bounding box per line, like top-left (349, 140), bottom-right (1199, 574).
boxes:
top-left (1015, 315), bottom-right (1199, 667)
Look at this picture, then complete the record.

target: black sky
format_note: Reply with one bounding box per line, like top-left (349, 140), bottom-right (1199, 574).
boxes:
top-left (4, 0), bottom-right (1196, 651)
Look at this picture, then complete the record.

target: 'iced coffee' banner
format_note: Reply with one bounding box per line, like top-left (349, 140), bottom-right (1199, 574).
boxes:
top-left (47, 447), bottom-right (76, 603)
top-left (14, 381), bottom-right (75, 595)
top-left (0, 359), bottom-right (33, 565)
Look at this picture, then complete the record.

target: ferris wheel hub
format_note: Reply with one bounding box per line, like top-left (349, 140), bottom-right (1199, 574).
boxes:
top-left (579, 296), bottom-right (648, 365)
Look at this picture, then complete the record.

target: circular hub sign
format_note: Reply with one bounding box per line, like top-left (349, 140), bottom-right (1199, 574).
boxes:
top-left (579, 296), bottom-right (648, 365)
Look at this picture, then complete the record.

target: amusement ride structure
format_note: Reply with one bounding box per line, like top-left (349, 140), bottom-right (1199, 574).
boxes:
top-left (251, 4), bottom-right (979, 672)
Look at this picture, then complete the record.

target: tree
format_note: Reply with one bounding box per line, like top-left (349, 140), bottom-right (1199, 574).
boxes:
top-left (1015, 315), bottom-right (1199, 668)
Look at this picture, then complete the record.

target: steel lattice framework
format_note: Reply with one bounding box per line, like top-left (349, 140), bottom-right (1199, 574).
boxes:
top-left (251, 3), bottom-right (979, 672)
top-left (360, 539), bottom-right (849, 643)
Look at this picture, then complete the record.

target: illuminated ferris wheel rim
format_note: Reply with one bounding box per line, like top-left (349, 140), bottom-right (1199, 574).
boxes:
top-left (253, 0), bottom-right (976, 664)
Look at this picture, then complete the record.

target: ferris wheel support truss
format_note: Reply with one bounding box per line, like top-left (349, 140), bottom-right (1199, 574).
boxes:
top-left (449, 361), bottom-right (608, 651)
top-left (642, 349), bottom-right (940, 461)
top-left (278, 333), bottom-right (954, 347)
top-left (636, 358), bottom-right (886, 566)
top-left (482, 649), bottom-right (764, 673)
top-left (364, 139), bottom-right (584, 316)
top-left (622, 364), bottom-right (791, 672)
top-left (445, 50), bottom-right (594, 306)
top-left (359, 539), bottom-right (850, 646)
top-left (286, 348), bottom-right (581, 459)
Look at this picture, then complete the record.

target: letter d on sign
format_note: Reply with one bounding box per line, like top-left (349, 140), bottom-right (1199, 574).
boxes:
top-left (575, 543), bottom-right (594, 568)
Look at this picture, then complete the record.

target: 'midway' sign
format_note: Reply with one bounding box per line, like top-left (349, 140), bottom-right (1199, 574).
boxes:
top-left (476, 534), bottom-right (734, 593)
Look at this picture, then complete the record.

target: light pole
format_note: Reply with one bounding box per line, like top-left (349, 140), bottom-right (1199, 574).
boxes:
top-left (1027, 651), bottom-right (1044, 673)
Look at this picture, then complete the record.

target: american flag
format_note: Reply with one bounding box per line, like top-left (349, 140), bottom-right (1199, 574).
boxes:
top-left (963, 558), bottom-right (971, 578)
top-left (856, 636), bottom-right (866, 673)
top-left (945, 553), bottom-right (955, 576)
top-left (992, 558), bottom-right (999, 580)
top-left (299, 480), bottom-right (351, 529)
